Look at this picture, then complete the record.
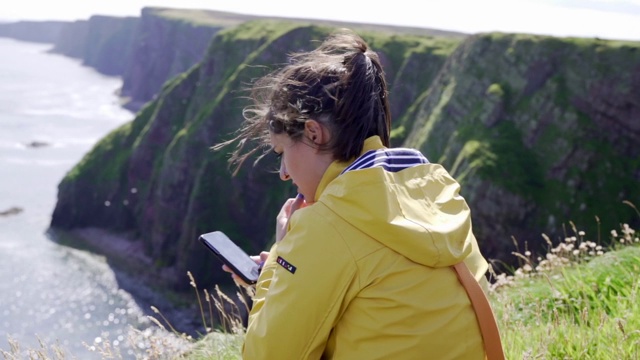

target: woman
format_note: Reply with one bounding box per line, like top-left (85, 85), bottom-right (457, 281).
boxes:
top-left (219, 30), bottom-right (495, 359)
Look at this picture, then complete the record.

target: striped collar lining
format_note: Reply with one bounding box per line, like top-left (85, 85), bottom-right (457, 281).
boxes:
top-left (341, 148), bottom-right (429, 174)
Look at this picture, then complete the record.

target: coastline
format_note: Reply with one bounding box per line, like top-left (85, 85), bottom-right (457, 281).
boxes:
top-left (47, 227), bottom-right (205, 336)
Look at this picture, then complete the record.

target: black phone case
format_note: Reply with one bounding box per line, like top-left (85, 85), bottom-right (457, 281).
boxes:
top-left (199, 231), bottom-right (259, 284)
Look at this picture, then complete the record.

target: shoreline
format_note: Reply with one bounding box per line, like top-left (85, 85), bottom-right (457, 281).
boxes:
top-left (47, 227), bottom-right (205, 336)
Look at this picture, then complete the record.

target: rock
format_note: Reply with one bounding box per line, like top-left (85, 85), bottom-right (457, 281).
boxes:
top-left (26, 140), bottom-right (50, 148)
top-left (0, 207), bottom-right (23, 217)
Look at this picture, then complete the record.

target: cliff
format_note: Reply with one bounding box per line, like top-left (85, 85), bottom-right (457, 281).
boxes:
top-left (50, 21), bottom-right (460, 290)
top-left (404, 33), bottom-right (640, 261)
top-left (82, 16), bottom-right (139, 76)
top-left (46, 8), bottom-right (256, 109)
top-left (120, 7), bottom-right (258, 110)
top-left (49, 20), bottom-right (89, 58)
top-left (49, 15), bottom-right (137, 76)
top-left (0, 20), bottom-right (67, 43)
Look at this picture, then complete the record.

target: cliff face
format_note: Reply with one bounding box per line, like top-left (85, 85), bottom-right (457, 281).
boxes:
top-left (50, 21), bottom-right (459, 290)
top-left (404, 33), bottom-right (640, 260)
top-left (47, 7), bottom-right (253, 108)
top-left (82, 15), bottom-right (138, 76)
top-left (0, 21), bottom-right (67, 43)
top-left (49, 20), bottom-right (89, 58)
top-left (119, 7), bottom-right (252, 110)
top-left (49, 15), bottom-right (137, 76)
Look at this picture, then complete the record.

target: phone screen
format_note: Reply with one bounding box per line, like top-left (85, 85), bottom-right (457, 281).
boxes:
top-left (199, 231), bottom-right (260, 284)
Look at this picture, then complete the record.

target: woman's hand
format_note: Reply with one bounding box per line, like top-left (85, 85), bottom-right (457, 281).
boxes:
top-left (276, 194), bottom-right (305, 243)
top-left (221, 195), bottom-right (305, 286)
top-left (222, 251), bottom-right (270, 287)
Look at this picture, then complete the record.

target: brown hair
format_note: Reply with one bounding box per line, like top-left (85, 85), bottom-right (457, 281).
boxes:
top-left (216, 29), bottom-right (391, 172)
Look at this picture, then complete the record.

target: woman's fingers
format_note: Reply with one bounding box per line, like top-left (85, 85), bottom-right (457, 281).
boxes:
top-left (276, 194), bottom-right (306, 243)
top-left (223, 252), bottom-right (270, 287)
top-left (277, 198), bottom-right (296, 220)
top-left (223, 264), bottom-right (251, 287)
top-left (223, 194), bottom-right (306, 281)
top-left (232, 274), bottom-right (249, 287)
top-left (290, 193), bottom-right (305, 214)
top-left (259, 251), bottom-right (270, 262)
top-left (276, 198), bottom-right (295, 242)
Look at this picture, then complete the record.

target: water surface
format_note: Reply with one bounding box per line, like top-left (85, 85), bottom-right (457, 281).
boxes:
top-left (0, 37), bottom-right (173, 359)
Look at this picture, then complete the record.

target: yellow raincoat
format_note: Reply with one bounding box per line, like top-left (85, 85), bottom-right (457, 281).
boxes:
top-left (244, 136), bottom-right (489, 359)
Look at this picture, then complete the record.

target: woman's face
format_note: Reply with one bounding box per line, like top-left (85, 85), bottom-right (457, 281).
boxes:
top-left (270, 131), bottom-right (329, 202)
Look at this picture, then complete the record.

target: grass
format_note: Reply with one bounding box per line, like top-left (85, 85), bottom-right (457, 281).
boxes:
top-left (125, 274), bottom-right (250, 360)
top-left (149, 8), bottom-right (253, 28)
top-left (0, 336), bottom-right (66, 360)
top-left (3, 216), bottom-right (639, 359)
top-left (491, 219), bottom-right (640, 359)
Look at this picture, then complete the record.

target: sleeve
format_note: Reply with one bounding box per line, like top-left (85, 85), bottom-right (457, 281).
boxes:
top-left (242, 207), bottom-right (357, 360)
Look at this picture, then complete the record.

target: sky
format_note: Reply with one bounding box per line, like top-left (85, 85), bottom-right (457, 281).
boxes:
top-left (2, 0), bottom-right (640, 41)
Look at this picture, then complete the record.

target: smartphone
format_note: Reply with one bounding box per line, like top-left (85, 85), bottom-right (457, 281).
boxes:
top-left (199, 231), bottom-right (260, 284)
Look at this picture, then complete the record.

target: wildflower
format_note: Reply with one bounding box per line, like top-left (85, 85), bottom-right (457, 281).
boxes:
top-left (597, 251), bottom-right (603, 256)
top-left (515, 268), bottom-right (523, 277)
top-left (572, 250), bottom-right (580, 256)
top-left (578, 231), bottom-right (585, 236)
top-left (538, 262), bottom-right (550, 271)
top-left (611, 230), bottom-right (618, 237)
top-left (525, 251), bottom-right (531, 257)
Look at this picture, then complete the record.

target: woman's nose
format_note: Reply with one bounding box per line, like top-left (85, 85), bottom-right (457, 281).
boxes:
top-left (279, 160), bottom-right (290, 181)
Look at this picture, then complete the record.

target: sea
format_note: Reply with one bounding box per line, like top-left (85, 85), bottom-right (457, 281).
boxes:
top-left (0, 37), bottom-right (177, 358)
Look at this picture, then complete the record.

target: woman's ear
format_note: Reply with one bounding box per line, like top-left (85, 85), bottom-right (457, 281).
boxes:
top-left (304, 120), bottom-right (330, 146)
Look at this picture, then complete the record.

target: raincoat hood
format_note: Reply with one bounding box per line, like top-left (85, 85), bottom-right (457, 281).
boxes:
top-left (314, 136), bottom-right (475, 268)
